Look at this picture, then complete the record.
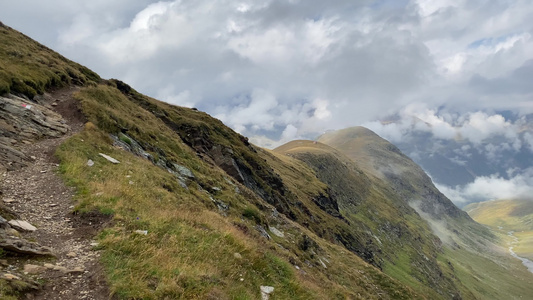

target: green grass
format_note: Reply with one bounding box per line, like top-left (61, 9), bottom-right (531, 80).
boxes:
top-left (54, 115), bottom-right (417, 299)
top-left (272, 141), bottom-right (460, 299)
top-left (0, 23), bottom-right (99, 98)
top-left (56, 124), bottom-right (311, 299)
top-left (440, 246), bottom-right (533, 300)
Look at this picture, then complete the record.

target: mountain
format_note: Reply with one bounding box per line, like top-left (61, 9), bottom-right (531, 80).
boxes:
top-left (315, 127), bottom-right (533, 298)
top-left (367, 116), bottom-right (533, 206)
top-left (1, 21), bottom-right (533, 299)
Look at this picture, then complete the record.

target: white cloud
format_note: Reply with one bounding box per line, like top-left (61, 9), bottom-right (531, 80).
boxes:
top-left (1, 0), bottom-right (533, 147)
top-left (525, 132), bottom-right (533, 152)
top-left (157, 86), bottom-right (195, 108)
top-left (458, 112), bottom-right (517, 144)
top-left (367, 108), bottom-right (531, 157)
top-left (215, 89), bottom-right (278, 134)
top-left (437, 168), bottom-right (533, 205)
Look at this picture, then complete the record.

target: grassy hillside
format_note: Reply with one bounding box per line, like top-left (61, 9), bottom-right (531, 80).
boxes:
top-left (0, 22), bottom-right (99, 98)
top-left (465, 199), bottom-right (533, 260)
top-left (0, 22), bottom-right (418, 299)
top-left (55, 121), bottom-right (417, 299)
top-left (274, 141), bottom-right (462, 298)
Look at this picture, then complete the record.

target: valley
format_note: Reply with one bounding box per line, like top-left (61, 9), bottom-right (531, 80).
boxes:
top-left (465, 199), bottom-right (533, 271)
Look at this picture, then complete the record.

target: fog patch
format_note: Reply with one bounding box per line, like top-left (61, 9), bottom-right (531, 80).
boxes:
top-left (409, 200), bottom-right (453, 246)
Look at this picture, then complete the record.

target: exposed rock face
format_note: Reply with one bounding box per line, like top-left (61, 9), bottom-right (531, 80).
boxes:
top-left (0, 94), bottom-right (69, 170)
top-left (110, 80), bottom-right (296, 218)
top-left (0, 232), bottom-right (54, 256)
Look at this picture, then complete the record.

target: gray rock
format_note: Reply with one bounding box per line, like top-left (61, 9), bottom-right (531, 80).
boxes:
top-left (8, 220), bottom-right (36, 232)
top-left (0, 234), bottom-right (54, 256)
top-left (87, 159), bottom-right (94, 167)
top-left (260, 286), bottom-right (274, 300)
top-left (111, 133), bottom-right (153, 160)
top-left (172, 163), bottom-right (194, 179)
top-left (211, 198), bottom-right (229, 215)
top-left (0, 216), bottom-right (8, 228)
top-left (255, 225), bottom-right (271, 240)
top-left (268, 226), bottom-right (285, 238)
top-left (0, 94), bottom-right (69, 171)
top-left (98, 153), bottom-right (120, 164)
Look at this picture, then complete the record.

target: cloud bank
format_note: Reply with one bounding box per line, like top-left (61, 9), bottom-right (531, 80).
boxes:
top-left (436, 169), bottom-right (533, 205)
top-left (1, 0), bottom-right (532, 146)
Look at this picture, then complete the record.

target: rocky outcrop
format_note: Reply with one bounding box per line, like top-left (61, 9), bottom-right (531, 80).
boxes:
top-left (0, 94), bottom-right (69, 170)
top-left (0, 231), bottom-right (54, 256)
top-left (109, 79), bottom-right (296, 218)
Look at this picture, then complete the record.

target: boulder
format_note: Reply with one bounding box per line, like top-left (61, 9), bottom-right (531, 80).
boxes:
top-left (0, 234), bottom-right (54, 256)
top-left (0, 94), bottom-right (69, 170)
top-left (268, 226), bottom-right (285, 238)
top-left (8, 220), bottom-right (36, 232)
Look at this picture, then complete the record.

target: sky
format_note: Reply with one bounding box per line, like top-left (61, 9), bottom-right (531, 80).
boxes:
top-left (1, 0), bottom-right (532, 204)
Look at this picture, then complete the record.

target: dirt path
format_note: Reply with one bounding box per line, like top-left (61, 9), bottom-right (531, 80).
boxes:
top-left (1, 87), bottom-right (110, 299)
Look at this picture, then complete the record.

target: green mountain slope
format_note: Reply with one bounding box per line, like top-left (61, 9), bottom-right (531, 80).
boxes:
top-left (0, 22), bottom-right (418, 299)
top-left (274, 140), bottom-right (462, 298)
top-left (315, 127), bottom-right (533, 299)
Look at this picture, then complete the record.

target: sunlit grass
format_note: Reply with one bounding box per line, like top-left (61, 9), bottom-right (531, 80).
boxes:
top-left (55, 121), bottom-right (418, 299)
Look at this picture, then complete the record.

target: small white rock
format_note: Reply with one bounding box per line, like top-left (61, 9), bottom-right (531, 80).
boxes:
top-left (268, 226), bottom-right (285, 238)
top-left (98, 153), bottom-right (120, 164)
top-left (134, 230), bottom-right (148, 235)
top-left (2, 273), bottom-right (21, 280)
top-left (260, 286), bottom-right (275, 300)
top-left (8, 220), bottom-right (37, 232)
top-left (3, 198), bottom-right (16, 204)
top-left (87, 159), bottom-right (94, 167)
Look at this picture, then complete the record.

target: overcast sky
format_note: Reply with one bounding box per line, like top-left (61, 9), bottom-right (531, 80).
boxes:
top-left (1, 1), bottom-right (532, 203)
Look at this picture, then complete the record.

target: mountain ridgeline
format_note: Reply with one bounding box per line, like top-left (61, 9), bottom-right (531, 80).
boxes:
top-left (1, 22), bottom-right (533, 299)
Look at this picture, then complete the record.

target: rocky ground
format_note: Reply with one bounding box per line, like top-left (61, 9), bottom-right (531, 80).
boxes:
top-left (0, 87), bottom-right (111, 299)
